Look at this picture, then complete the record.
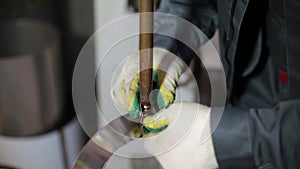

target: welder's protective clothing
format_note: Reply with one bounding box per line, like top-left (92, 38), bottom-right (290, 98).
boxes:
top-left (111, 48), bottom-right (186, 119)
top-left (144, 102), bottom-right (218, 169)
top-left (154, 0), bottom-right (300, 168)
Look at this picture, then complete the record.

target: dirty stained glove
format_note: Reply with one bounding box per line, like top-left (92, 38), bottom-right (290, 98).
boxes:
top-left (144, 102), bottom-right (219, 169)
top-left (111, 48), bottom-right (185, 119)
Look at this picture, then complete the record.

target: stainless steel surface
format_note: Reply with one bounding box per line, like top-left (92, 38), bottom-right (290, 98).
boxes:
top-left (74, 116), bottom-right (162, 169)
top-left (0, 20), bottom-right (64, 136)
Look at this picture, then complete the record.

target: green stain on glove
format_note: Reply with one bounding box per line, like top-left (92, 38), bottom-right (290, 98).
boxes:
top-left (128, 87), bottom-right (140, 119)
top-left (143, 116), bottom-right (170, 133)
top-left (127, 69), bottom-right (173, 134)
top-left (157, 92), bottom-right (169, 110)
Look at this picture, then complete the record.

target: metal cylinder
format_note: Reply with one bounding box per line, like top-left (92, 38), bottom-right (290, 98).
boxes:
top-left (139, 0), bottom-right (154, 112)
top-left (0, 20), bottom-right (64, 137)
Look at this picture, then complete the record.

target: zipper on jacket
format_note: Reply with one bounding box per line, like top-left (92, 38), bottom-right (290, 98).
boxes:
top-left (227, 0), bottom-right (238, 42)
top-left (224, 0), bottom-right (237, 96)
top-left (226, 0), bottom-right (237, 41)
top-left (224, 0), bottom-right (237, 64)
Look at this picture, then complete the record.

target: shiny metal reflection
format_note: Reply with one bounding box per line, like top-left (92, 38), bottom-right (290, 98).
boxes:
top-left (0, 20), bottom-right (64, 136)
top-left (74, 116), bottom-right (162, 169)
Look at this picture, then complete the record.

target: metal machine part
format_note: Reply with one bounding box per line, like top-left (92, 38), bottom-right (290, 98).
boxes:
top-left (73, 116), bottom-right (163, 169)
top-left (0, 20), bottom-right (64, 136)
top-left (139, 0), bottom-right (154, 112)
top-left (139, 0), bottom-right (154, 135)
top-left (0, 118), bottom-right (84, 169)
top-left (128, 0), bottom-right (160, 12)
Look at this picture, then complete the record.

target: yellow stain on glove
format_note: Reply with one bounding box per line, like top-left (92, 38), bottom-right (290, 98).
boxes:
top-left (131, 125), bottom-right (143, 138)
top-left (143, 116), bottom-right (170, 133)
top-left (130, 115), bottom-right (170, 138)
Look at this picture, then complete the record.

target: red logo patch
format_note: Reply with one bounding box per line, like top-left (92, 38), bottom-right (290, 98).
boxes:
top-left (280, 70), bottom-right (288, 84)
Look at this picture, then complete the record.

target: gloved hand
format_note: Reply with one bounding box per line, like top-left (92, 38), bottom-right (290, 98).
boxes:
top-left (111, 48), bottom-right (185, 119)
top-left (144, 102), bottom-right (219, 169)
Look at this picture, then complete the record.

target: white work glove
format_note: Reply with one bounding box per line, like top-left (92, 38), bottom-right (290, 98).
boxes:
top-left (144, 102), bottom-right (219, 169)
top-left (111, 48), bottom-right (185, 121)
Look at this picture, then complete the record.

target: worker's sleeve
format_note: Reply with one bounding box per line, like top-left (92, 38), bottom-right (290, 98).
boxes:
top-left (154, 0), bottom-right (218, 64)
top-left (212, 100), bottom-right (300, 169)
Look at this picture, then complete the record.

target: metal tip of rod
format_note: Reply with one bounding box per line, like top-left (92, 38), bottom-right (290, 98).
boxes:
top-left (141, 102), bottom-right (151, 112)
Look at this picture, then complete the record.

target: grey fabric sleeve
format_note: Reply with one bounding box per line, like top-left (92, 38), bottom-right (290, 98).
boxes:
top-left (212, 100), bottom-right (300, 169)
top-left (154, 0), bottom-right (218, 64)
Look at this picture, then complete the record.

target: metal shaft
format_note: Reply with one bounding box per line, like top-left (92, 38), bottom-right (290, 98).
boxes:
top-left (139, 0), bottom-right (154, 112)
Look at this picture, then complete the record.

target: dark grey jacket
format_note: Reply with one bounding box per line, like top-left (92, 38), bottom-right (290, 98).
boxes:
top-left (154, 0), bottom-right (300, 168)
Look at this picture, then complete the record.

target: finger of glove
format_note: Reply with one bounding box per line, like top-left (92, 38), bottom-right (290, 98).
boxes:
top-left (143, 109), bottom-right (170, 133)
top-left (143, 116), bottom-right (170, 133)
top-left (127, 73), bottom-right (141, 119)
top-left (110, 52), bottom-right (140, 114)
top-left (157, 71), bottom-right (180, 109)
top-left (111, 72), bottom-right (140, 118)
top-left (111, 78), bottom-right (129, 110)
top-left (155, 70), bottom-right (175, 110)
top-left (153, 49), bottom-right (184, 109)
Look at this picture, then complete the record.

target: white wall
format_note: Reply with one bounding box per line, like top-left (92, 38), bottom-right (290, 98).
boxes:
top-left (94, 0), bottom-right (133, 29)
top-left (93, 0), bottom-right (139, 127)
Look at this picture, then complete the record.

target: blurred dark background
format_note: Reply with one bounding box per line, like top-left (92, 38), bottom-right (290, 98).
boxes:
top-left (0, 0), bottom-right (94, 126)
top-left (0, 0), bottom-right (94, 168)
